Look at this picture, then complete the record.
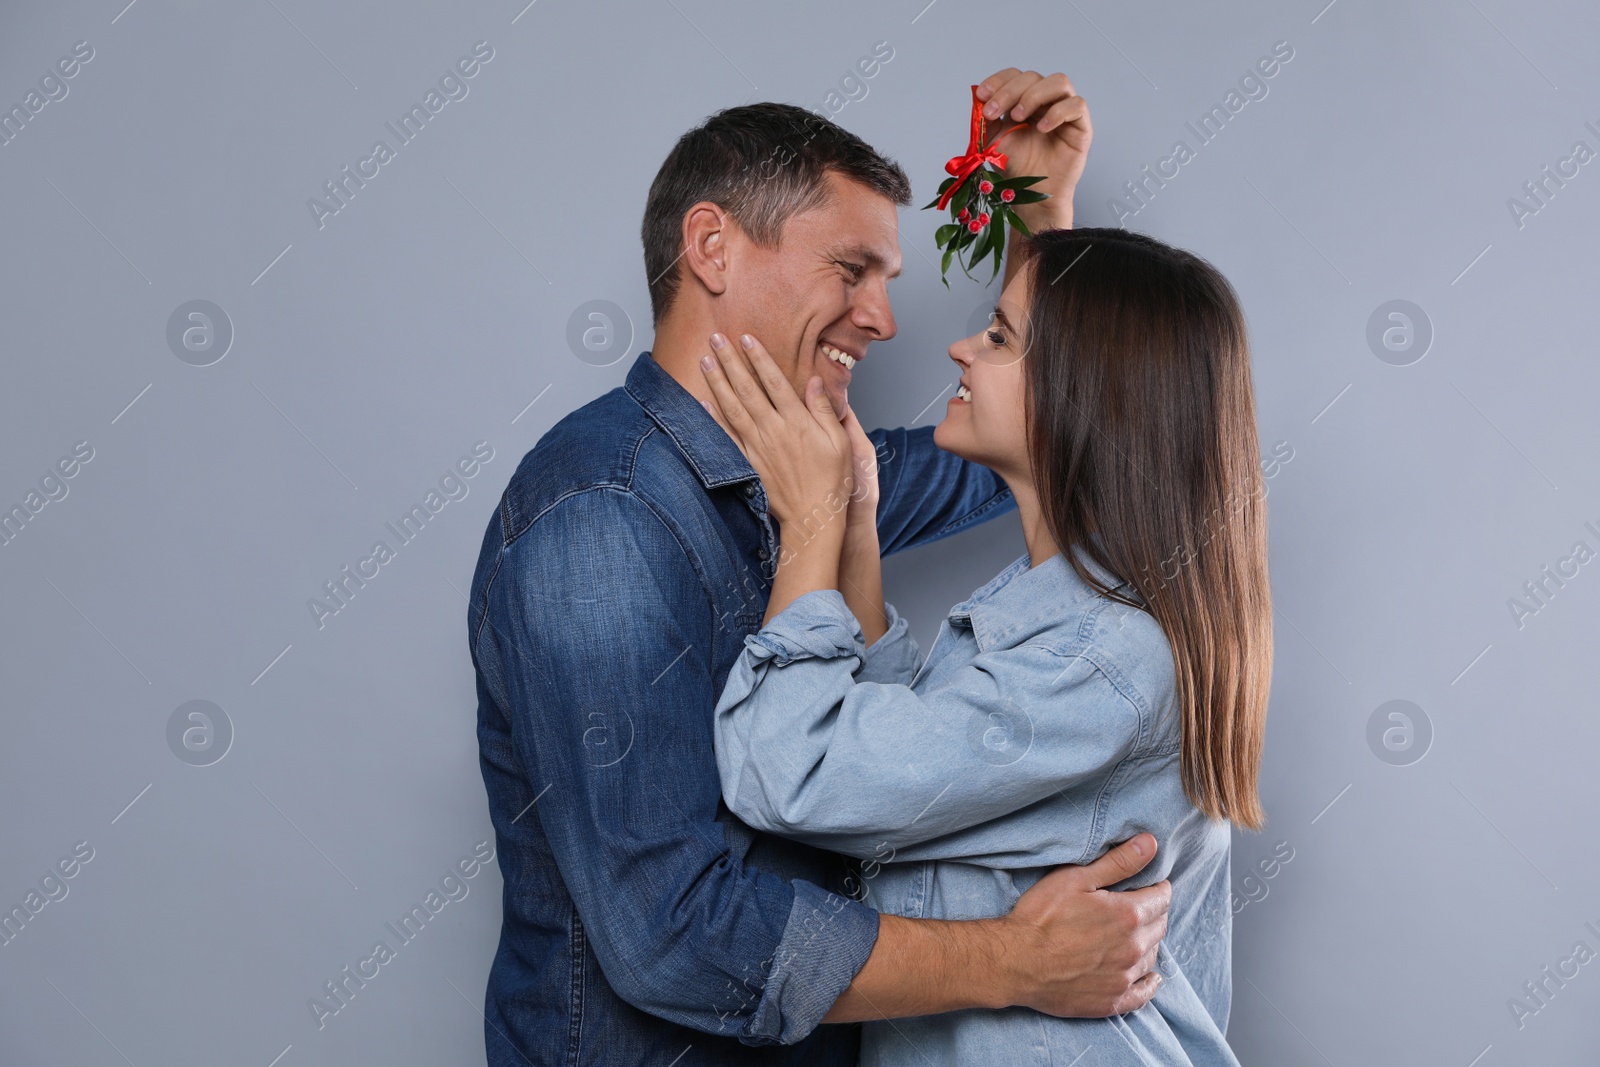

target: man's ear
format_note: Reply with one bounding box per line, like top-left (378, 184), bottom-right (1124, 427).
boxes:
top-left (681, 201), bottom-right (731, 297)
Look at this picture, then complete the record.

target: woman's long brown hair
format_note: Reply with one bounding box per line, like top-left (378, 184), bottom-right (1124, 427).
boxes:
top-left (1018, 227), bottom-right (1271, 830)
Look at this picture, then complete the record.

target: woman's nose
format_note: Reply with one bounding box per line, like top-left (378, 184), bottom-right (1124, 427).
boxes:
top-left (949, 332), bottom-right (980, 365)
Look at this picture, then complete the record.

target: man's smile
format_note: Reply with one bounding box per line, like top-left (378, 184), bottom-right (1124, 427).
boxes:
top-left (817, 339), bottom-right (862, 399)
top-left (819, 340), bottom-right (859, 370)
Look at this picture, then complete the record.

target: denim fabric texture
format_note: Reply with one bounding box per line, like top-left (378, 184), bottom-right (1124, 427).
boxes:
top-left (466, 351), bottom-right (1016, 1065)
top-left (713, 548), bottom-right (1241, 1066)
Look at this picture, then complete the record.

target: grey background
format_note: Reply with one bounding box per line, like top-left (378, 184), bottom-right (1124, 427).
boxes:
top-left (1, 0), bottom-right (1596, 1063)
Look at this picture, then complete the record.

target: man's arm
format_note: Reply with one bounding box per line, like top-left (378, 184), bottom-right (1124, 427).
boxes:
top-left (868, 424), bottom-right (1015, 556)
top-left (827, 838), bottom-right (1168, 1022)
top-left (486, 486), bottom-right (878, 1046)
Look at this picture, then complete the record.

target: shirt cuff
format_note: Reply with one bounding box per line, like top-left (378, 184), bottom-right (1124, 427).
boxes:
top-left (745, 588), bottom-right (864, 665)
top-left (747, 589), bottom-right (921, 685)
top-left (856, 599), bottom-right (922, 685)
top-left (741, 880), bottom-right (880, 1045)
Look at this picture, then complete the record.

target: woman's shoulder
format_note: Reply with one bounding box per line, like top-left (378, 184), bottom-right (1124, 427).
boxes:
top-left (1016, 553), bottom-right (1172, 659)
top-left (1078, 598), bottom-right (1180, 751)
top-left (1015, 562), bottom-right (1180, 754)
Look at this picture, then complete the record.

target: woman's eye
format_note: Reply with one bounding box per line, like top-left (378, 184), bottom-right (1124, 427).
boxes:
top-left (986, 328), bottom-right (1006, 346)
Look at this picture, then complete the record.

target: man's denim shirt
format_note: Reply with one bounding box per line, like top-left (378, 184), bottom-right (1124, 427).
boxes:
top-left (466, 351), bottom-right (1015, 1066)
top-left (712, 550), bottom-right (1239, 1066)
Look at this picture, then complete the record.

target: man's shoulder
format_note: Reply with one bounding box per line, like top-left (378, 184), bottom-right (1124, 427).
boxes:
top-left (495, 384), bottom-right (702, 545)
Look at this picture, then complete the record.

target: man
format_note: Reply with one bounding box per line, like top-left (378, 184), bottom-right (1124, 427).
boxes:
top-left (467, 69), bottom-right (1170, 1065)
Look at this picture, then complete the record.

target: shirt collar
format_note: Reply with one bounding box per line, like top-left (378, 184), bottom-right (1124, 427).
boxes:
top-left (624, 350), bottom-right (759, 490)
top-left (950, 540), bottom-right (1133, 649)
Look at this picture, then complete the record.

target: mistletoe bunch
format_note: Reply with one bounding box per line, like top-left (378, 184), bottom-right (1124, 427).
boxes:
top-left (922, 85), bottom-right (1051, 286)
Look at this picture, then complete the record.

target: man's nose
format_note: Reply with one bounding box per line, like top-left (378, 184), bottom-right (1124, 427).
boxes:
top-left (853, 280), bottom-right (897, 342)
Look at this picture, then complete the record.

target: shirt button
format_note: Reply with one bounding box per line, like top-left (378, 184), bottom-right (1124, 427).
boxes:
top-left (756, 546), bottom-right (770, 561)
top-left (741, 483), bottom-right (756, 498)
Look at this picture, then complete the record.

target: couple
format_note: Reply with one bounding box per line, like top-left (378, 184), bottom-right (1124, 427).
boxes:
top-left (467, 67), bottom-right (1271, 1066)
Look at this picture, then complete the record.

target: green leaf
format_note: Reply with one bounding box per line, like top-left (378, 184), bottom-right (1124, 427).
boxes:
top-left (941, 244), bottom-right (955, 279)
top-left (969, 219), bottom-right (994, 264)
top-left (1007, 189), bottom-right (1050, 206)
top-left (960, 240), bottom-right (983, 283)
top-left (1006, 207), bottom-right (1034, 238)
top-left (924, 178), bottom-right (957, 211)
top-left (952, 179), bottom-right (974, 215)
top-left (994, 174), bottom-right (1048, 191)
top-left (935, 223), bottom-right (959, 246)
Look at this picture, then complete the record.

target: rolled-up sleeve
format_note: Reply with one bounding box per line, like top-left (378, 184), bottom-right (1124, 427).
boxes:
top-left (713, 588), bottom-right (1143, 863)
top-left (487, 488), bottom-right (877, 1045)
top-left (854, 600), bottom-right (923, 686)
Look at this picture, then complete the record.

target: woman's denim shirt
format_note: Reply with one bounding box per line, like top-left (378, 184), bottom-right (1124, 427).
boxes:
top-left (712, 547), bottom-right (1240, 1067)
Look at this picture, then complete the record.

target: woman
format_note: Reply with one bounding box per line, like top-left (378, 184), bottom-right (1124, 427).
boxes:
top-left (698, 226), bottom-right (1272, 1066)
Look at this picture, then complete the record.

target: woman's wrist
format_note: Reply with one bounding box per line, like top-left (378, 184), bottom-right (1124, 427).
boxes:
top-left (839, 523), bottom-right (887, 647)
top-left (763, 517), bottom-right (845, 626)
top-left (1015, 193), bottom-right (1075, 234)
top-left (842, 519), bottom-right (879, 551)
top-left (844, 488), bottom-right (879, 532)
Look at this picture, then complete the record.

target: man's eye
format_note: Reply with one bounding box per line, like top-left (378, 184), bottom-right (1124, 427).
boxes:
top-left (841, 261), bottom-right (865, 280)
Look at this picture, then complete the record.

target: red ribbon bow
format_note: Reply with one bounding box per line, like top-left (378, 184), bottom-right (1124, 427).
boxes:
top-left (935, 84), bottom-right (1025, 211)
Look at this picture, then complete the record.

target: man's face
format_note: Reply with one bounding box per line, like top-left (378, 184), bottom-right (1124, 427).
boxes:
top-left (721, 171), bottom-right (903, 417)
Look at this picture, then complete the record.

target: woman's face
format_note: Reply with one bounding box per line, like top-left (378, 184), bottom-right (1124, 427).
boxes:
top-left (933, 262), bottom-right (1033, 483)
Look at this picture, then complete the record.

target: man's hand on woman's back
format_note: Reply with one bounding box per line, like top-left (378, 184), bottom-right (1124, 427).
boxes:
top-left (821, 833), bottom-right (1169, 1024)
top-left (1003, 832), bottom-right (1171, 1017)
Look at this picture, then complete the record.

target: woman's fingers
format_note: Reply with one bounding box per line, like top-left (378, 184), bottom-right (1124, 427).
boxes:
top-left (838, 402), bottom-right (876, 504)
top-left (840, 403), bottom-right (875, 472)
top-left (1035, 94), bottom-right (1089, 136)
top-left (804, 376), bottom-right (848, 452)
top-left (700, 350), bottom-right (758, 446)
top-left (976, 68), bottom-right (1022, 108)
top-left (1010, 71), bottom-right (1075, 124)
top-left (709, 332), bottom-right (780, 430)
top-left (735, 333), bottom-right (807, 419)
top-left (983, 69), bottom-right (1041, 122)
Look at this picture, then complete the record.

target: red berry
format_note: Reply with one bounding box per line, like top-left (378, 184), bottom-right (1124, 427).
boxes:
top-left (967, 219), bottom-right (982, 233)
top-left (1000, 188), bottom-right (1016, 202)
top-left (958, 208), bottom-right (970, 222)
top-left (978, 179), bottom-right (994, 194)
top-left (977, 212), bottom-right (991, 226)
